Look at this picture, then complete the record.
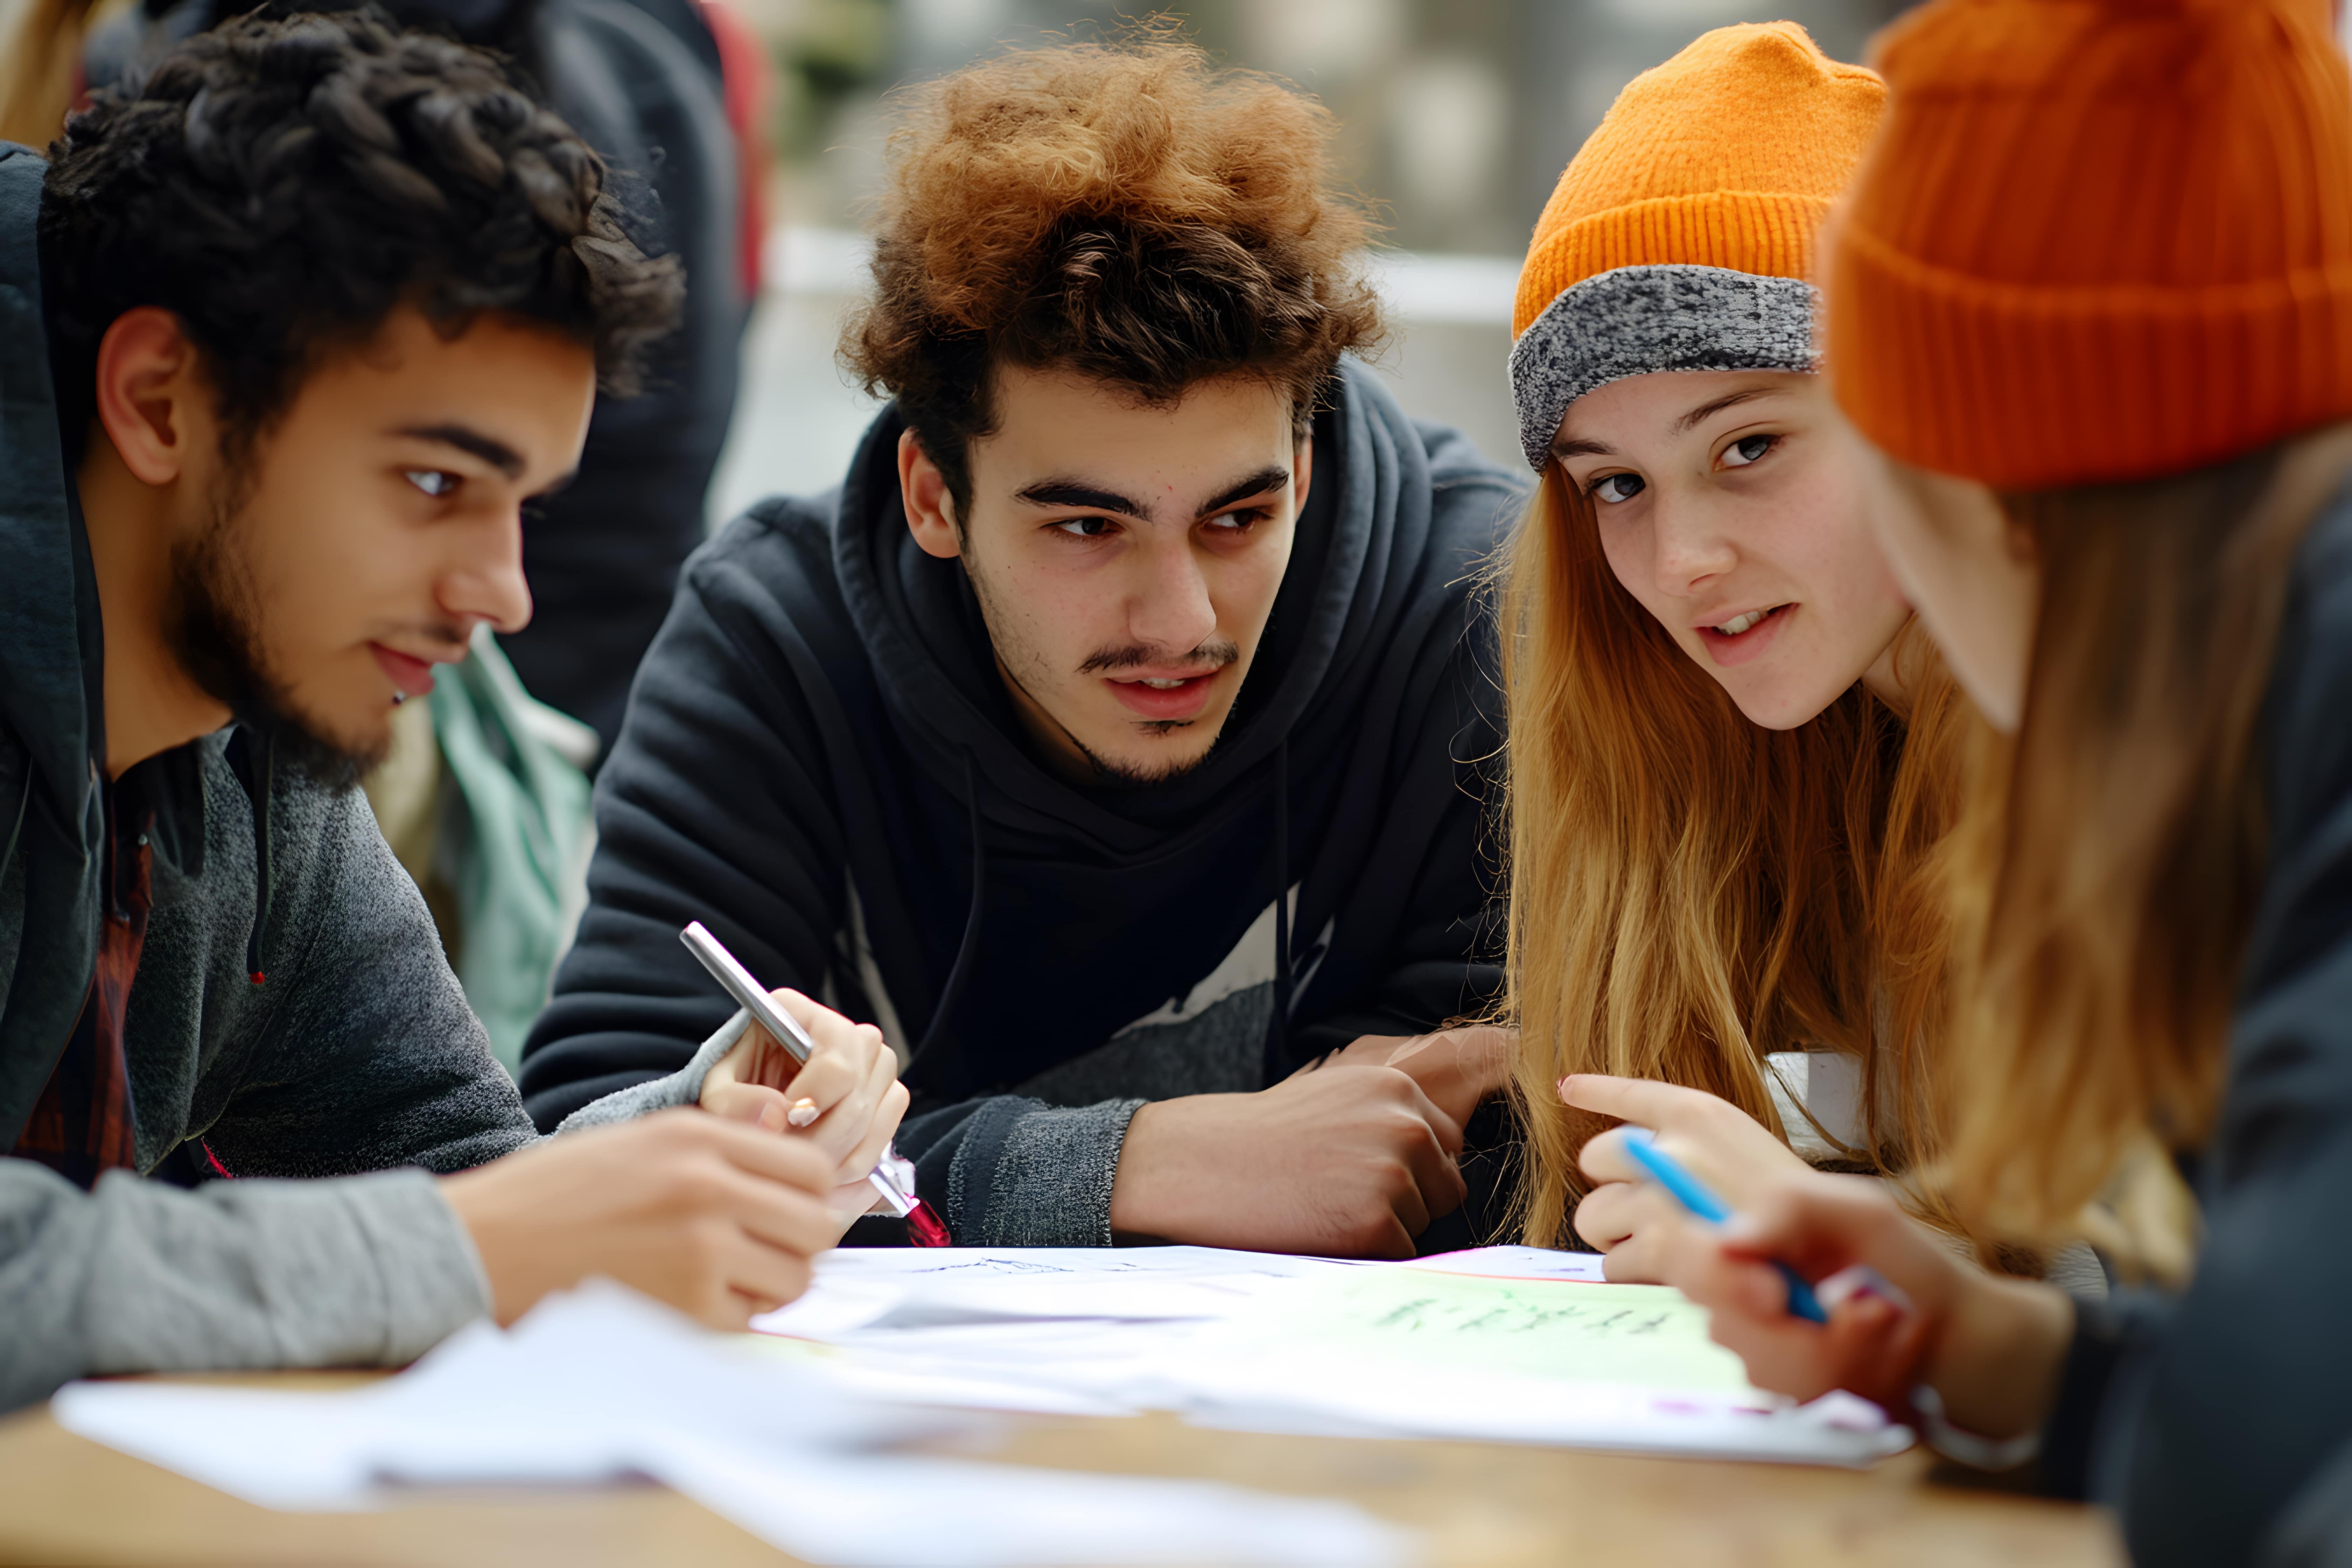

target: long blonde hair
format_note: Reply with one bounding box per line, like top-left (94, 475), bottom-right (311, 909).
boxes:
top-left (1500, 467), bottom-right (1972, 1249)
top-left (1930, 432), bottom-right (2352, 1268)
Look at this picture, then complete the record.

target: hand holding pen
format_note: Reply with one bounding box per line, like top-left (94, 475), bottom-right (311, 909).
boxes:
top-left (1559, 1074), bottom-right (1816, 1287)
top-left (1560, 1074), bottom-right (2072, 1454)
top-left (688, 925), bottom-right (916, 1221)
top-left (1564, 1074), bottom-right (1906, 1333)
top-left (684, 923), bottom-right (951, 1245)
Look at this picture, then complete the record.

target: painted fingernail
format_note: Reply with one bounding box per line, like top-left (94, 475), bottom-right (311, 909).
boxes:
top-left (786, 1098), bottom-right (820, 1128)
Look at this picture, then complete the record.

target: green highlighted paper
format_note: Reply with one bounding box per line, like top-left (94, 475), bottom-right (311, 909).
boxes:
top-left (729, 1248), bottom-right (1919, 1459)
top-left (1243, 1268), bottom-right (1755, 1393)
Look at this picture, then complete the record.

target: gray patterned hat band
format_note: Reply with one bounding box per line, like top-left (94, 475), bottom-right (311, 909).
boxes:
top-left (1506, 263), bottom-right (1820, 471)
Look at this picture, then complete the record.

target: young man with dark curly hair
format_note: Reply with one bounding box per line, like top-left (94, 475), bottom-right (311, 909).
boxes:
top-left (523, 38), bottom-right (1529, 1256)
top-left (0, 10), bottom-right (907, 1411)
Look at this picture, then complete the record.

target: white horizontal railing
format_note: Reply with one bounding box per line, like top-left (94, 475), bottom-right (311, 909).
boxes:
top-left (762, 225), bottom-right (1520, 328)
top-left (708, 226), bottom-right (1524, 527)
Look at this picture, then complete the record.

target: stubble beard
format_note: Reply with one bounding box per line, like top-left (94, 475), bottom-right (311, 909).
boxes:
top-left (165, 485), bottom-right (390, 793)
top-left (962, 549), bottom-right (1232, 790)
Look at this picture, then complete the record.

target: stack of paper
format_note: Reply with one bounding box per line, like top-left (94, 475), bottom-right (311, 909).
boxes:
top-left (749, 1245), bottom-right (1354, 1416)
top-left (56, 1243), bottom-right (1909, 1563)
top-left (53, 1281), bottom-right (1408, 1567)
top-left (747, 1246), bottom-right (1911, 1466)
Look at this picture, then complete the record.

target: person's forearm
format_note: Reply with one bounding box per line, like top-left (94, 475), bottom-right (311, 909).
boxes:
top-left (1, 1160), bottom-right (488, 1412)
top-left (1106, 1096), bottom-right (1236, 1241)
top-left (1923, 1272), bottom-right (2077, 1439)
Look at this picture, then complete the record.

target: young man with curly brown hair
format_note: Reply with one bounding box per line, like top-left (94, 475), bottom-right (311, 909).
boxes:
top-left (524, 38), bottom-right (1529, 1256)
top-left (1, 10), bottom-right (908, 1411)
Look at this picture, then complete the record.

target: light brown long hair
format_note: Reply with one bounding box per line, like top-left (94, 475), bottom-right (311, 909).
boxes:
top-left (1929, 432), bottom-right (2352, 1264)
top-left (1500, 467), bottom-right (1973, 1250)
top-left (0, 0), bottom-right (101, 150)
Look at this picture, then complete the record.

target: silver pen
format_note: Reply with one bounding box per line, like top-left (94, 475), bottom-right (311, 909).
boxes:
top-left (679, 920), bottom-right (945, 1242)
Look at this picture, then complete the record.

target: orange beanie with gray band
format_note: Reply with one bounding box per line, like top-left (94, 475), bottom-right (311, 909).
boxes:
top-left (1828, 0), bottom-right (2352, 490)
top-left (1508, 23), bottom-right (1884, 469)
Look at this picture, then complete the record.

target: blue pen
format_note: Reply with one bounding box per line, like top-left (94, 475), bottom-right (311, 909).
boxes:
top-left (1620, 1128), bottom-right (1829, 1324)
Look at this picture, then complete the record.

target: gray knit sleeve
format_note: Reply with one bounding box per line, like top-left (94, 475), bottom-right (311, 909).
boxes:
top-left (0, 1161), bottom-right (488, 1412)
top-left (940, 1097), bottom-right (1147, 1247)
top-left (554, 1009), bottom-right (749, 1133)
top-left (558, 1019), bottom-right (1150, 1244)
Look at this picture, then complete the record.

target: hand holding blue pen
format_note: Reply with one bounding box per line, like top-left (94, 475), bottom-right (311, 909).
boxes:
top-left (1618, 1127), bottom-right (1829, 1323)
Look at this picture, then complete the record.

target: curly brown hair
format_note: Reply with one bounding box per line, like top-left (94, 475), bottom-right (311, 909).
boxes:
top-left (843, 35), bottom-right (1384, 512)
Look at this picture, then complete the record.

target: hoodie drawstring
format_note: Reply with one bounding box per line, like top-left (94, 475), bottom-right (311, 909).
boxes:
top-left (1265, 738), bottom-right (1295, 1083)
top-left (0, 761), bottom-right (29, 894)
top-left (241, 729), bottom-right (274, 985)
top-left (912, 750), bottom-right (986, 1066)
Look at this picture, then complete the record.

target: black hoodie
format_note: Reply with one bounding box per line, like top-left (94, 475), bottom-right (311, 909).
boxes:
top-left (520, 361), bottom-right (1527, 1245)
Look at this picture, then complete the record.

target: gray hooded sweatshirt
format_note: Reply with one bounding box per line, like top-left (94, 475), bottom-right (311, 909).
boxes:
top-left (0, 146), bottom-right (704, 1413)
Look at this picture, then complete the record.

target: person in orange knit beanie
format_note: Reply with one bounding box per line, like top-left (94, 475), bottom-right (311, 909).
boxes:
top-left (1499, 22), bottom-right (2071, 1295)
top-left (1592, 2), bottom-right (2352, 1561)
top-left (1505, 21), bottom-right (1881, 471)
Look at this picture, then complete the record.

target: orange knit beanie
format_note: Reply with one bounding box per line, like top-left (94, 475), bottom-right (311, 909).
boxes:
top-left (1508, 23), bottom-right (1884, 469)
top-left (1828, 0), bottom-right (2352, 490)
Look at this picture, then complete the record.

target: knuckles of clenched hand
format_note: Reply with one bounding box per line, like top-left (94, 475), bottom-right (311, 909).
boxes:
top-left (1309, 1189), bottom-right (1411, 1259)
top-left (1108, 1059), bottom-right (1470, 1256)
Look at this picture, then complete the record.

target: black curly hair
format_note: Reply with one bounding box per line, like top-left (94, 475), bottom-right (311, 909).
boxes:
top-left (38, 6), bottom-right (682, 464)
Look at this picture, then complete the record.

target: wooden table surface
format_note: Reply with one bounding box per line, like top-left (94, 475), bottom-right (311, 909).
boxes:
top-left (0, 1372), bottom-right (2124, 1568)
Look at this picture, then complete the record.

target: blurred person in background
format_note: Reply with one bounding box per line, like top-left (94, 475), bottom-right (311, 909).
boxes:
top-left (0, 12), bottom-right (902, 1412)
top-left (523, 35), bottom-right (1531, 1256)
top-left (0, 0), bottom-right (100, 149)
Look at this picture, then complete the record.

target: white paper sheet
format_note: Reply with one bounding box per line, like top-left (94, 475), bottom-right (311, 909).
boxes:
top-left (744, 1244), bottom-right (1911, 1467)
top-left (1396, 1246), bottom-right (1609, 1282)
top-left (52, 1282), bottom-right (1409, 1568)
top-left (753, 1246), bottom-right (1356, 1340)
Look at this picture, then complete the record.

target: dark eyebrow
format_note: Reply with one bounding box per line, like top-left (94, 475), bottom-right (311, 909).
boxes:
top-left (1014, 478), bottom-right (1153, 520)
top-left (1671, 387), bottom-right (1779, 436)
top-left (394, 423), bottom-right (526, 479)
top-left (1550, 436), bottom-right (1617, 460)
top-left (1198, 466), bottom-right (1291, 517)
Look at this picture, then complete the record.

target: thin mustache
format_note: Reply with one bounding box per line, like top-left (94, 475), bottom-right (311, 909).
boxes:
top-left (1078, 640), bottom-right (1241, 676)
top-left (383, 623), bottom-right (474, 660)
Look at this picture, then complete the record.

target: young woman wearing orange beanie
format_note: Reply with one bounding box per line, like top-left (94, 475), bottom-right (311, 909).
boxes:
top-left (1592, 1), bottom-right (2352, 1559)
top-left (1498, 24), bottom-right (2012, 1276)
